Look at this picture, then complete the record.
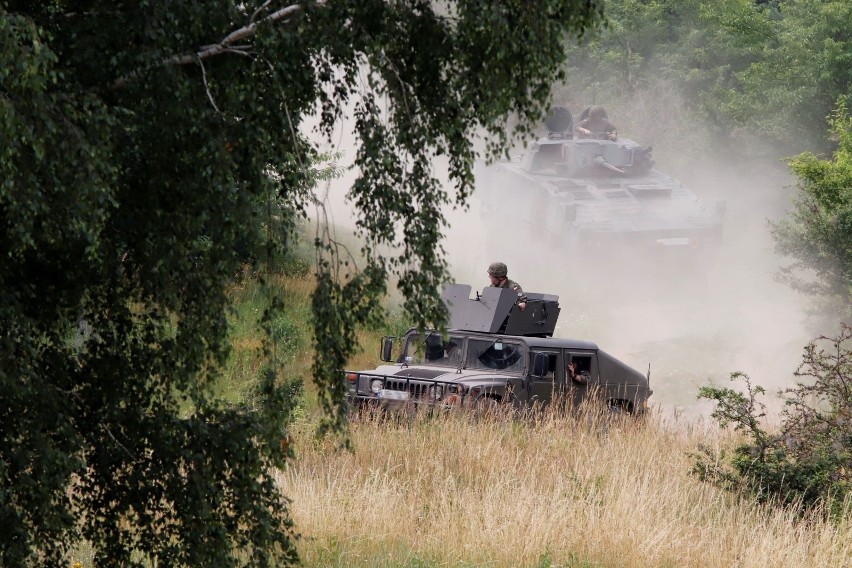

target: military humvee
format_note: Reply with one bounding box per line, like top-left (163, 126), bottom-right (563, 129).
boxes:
top-left (345, 284), bottom-right (652, 414)
top-left (477, 106), bottom-right (725, 258)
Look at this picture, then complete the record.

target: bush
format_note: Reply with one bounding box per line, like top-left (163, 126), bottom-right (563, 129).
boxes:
top-left (694, 324), bottom-right (852, 516)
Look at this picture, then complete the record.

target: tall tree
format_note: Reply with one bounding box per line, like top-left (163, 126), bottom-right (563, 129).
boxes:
top-left (0, 1), bottom-right (603, 565)
top-left (558, 0), bottom-right (778, 162)
top-left (560, 0), bottom-right (852, 158)
top-left (706, 0), bottom-right (852, 152)
top-left (772, 100), bottom-right (852, 314)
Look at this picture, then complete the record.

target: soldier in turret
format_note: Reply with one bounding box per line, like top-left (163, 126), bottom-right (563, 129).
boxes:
top-left (577, 105), bottom-right (618, 141)
top-left (487, 262), bottom-right (527, 311)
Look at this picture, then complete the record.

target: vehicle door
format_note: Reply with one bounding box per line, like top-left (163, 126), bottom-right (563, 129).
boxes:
top-left (527, 350), bottom-right (563, 406)
top-left (565, 350), bottom-right (598, 408)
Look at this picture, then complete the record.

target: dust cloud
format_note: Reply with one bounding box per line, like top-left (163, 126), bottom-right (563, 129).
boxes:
top-left (444, 146), bottom-right (825, 416)
top-left (307, 100), bottom-right (832, 417)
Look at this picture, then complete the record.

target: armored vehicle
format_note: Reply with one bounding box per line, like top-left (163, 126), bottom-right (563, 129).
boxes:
top-left (477, 106), bottom-right (725, 257)
top-left (345, 284), bottom-right (652, 414)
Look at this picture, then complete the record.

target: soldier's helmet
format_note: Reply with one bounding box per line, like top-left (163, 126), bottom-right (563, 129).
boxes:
top-left (487, 262), bottom-right (508, 278)
top-left (588, 105), bottom-right (605, 121)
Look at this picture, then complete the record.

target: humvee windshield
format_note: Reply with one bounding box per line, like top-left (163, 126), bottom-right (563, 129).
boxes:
top-left (404, 332), bottom-right (465, 367)
top-left (466, 338), bottom-right (525, 372)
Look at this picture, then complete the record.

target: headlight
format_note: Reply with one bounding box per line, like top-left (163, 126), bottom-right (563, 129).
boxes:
top-left (370, 379), bottom-right (383, 394)
top-left (428, 385), bottom-right (443, 401)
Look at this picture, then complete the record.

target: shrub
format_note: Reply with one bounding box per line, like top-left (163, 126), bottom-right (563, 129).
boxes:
top-left (695, 324), bottom-right (852, 516)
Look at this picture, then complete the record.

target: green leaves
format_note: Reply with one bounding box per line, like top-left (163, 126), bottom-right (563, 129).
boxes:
top-left (307, 0), bottom-right (604, 437)
top-left (697, 326), bottom-right (852, 515)
top-left (560, 0), bottom-right (852, 157)
top-left (772, 100), bottom-right (852, 310)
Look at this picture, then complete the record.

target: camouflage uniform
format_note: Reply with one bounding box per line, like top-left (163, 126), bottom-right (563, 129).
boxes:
top-left (493, 277), bottom-right (527, 304)
top-left (578, 117), bottom-right (617, 139)
top-left (578, 106), bottom-right (617, 140)
top-left (568, 361), bottom-right (591, 385)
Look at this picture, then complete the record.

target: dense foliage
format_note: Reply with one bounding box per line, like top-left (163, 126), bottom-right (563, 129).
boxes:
top-left (696, 325), bottom-right (852, 515)
top-left (0, 1), bottom-right (604, 565)
top-left (560, 0), bottom-right (852, 157)
top-left (772, 101), bottom-right (852, 312)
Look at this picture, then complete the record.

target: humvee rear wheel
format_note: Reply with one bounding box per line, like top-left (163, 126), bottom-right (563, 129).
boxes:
top-left (607, 399), bottom-right (632, 417)
top-left (608, 406), bottom-right (628, 418)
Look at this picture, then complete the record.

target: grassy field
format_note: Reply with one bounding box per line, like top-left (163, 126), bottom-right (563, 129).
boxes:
top-left (281, 405), bottom-right (852, 568)
top-left (251, 273), bottom-right (852, 568)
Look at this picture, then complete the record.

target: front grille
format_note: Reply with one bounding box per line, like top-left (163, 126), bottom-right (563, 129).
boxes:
top-left (385, 378), bottom-right (429, 397)
top-left (348, 371), bottom-right (462, 405)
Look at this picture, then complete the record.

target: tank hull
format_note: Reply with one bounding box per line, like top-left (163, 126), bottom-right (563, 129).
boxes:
top-left (477, 144), bottom-right (724, 258)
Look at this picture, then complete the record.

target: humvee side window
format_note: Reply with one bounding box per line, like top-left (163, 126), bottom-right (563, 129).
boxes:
top-left (467, 338), bottom-right (524, 372)
top-left (530, 351), bottom-right (558, 378)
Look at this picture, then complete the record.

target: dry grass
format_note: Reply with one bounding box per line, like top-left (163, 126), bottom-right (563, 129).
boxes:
top-left (280, 404), bottom-right (852, 567)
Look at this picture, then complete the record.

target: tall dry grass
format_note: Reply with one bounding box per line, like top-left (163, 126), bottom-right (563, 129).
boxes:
top-left (280, 404), bottom-right (852, 567)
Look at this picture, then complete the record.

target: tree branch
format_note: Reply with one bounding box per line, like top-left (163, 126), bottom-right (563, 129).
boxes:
top-left (198, 56), bottom-right (221, 113)
top-left (113, 1), bottom-right (324, 89)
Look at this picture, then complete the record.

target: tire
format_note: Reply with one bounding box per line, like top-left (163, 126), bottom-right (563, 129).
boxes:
top-left (606, 399), bottom-right (632, 418)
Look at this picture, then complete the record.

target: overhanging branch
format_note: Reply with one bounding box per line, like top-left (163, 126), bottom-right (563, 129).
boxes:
top-left (113, 1), bottom-right (324, 89)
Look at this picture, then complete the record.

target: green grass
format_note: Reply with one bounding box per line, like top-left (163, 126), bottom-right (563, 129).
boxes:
top-left (217, 269), bottom-right (315, 405)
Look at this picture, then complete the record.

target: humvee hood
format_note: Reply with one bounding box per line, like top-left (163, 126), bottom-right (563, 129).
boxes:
top-left (392, 368), bottom-right (449, 380)
top-left (389, 367), bottom-right (512, 384)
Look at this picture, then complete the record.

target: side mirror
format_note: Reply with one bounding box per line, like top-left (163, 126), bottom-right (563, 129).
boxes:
top-left (380, 336), bottom-right (395, 362)
top-left (531, 353), bottom-right (549, 377)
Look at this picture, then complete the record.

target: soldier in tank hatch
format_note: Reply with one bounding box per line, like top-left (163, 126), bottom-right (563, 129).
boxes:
top-left (577, 105), bottom-right (618, 141)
